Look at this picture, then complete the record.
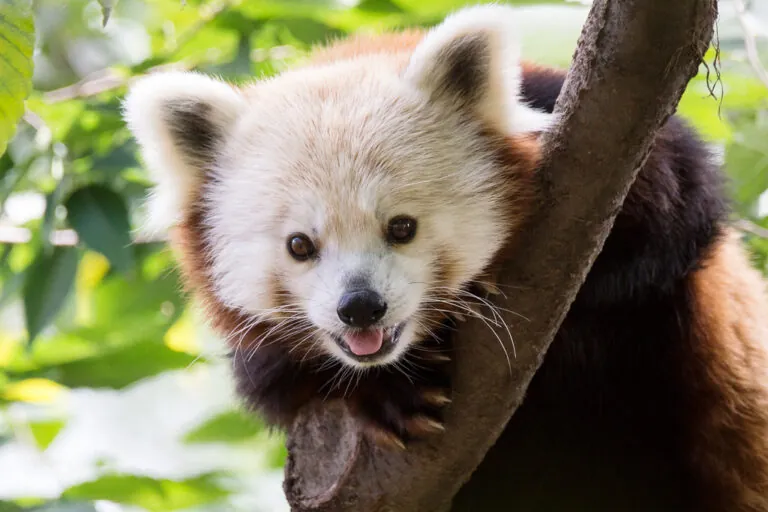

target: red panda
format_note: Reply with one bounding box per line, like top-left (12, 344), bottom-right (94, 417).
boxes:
top-left (123, 5), bottom-right (768, 510)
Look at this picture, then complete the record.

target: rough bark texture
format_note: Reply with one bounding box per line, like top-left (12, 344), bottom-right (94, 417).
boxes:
top-left (283, 0), bottom-right (718, 510)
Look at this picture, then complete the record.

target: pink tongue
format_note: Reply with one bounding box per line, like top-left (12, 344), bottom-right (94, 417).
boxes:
top-left (343, 329), bottom-right (384, 356)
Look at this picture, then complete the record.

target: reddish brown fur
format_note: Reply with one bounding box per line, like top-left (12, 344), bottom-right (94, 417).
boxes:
top-left (309, 31), bottom-right (547, 80)
top-left (685, 232), bottom-right (768, 510)
top-left (308, 31), bottom-right (425, 66)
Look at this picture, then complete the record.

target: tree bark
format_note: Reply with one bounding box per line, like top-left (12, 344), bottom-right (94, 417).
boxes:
top-left (283, 0), bottom-right (718, 510)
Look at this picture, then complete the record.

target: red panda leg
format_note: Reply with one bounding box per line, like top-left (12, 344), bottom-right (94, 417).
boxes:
top-left (685, 231), bottom-right (768, 511)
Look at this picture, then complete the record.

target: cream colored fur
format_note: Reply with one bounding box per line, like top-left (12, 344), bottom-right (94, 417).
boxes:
top-left (405, 4), bottom-right (553, 134)
top-left (122, 71), bottom-right (245, 234)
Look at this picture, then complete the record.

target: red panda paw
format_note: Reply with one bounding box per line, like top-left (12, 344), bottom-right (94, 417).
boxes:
top-left (359, 386), bottom-right (452, 450)
top-left (347, 355), bottom-right (453, 449)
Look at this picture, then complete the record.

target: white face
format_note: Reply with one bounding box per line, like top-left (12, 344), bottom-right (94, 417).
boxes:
top-left (204, 62), bottom-right (513, 367)
top-left (123, 4), bottom-right (552, 368)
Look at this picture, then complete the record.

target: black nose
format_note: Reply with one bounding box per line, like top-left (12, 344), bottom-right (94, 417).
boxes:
top-left (337, 289), bottom-right (387, 328)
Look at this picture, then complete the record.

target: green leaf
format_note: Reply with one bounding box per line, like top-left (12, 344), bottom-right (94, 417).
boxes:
top-left (275, 18), bottom-right (345, 46)
top-left (29, 419), bottom-right (66, 450)
top-left (63, 474), bottom-right (229, 512)
top-left (0, 0), bottom-right (35, 157)
top-left (267, 440), bottom-right (288, 469)
top-left (87, 267), bottom-right (184, 341)
top-left (23, 247), bottom-right (80, 343)
top-left (0, 270), bottom-right (24, 312)
top-left (29, 339), bottom-right (200, 390)
top-left (356, 0), bottom-right (404, 13)
top-left (184, 410), bottom-right (265, 444)
top-left (4, 332), bottom-right (102, 372)
top-left (746, 232), bottom-right (768, 275)
top-left (726, 125), bottom-right (768, 216)
top-left (27, 503), bottom-right (99, 512)
top-left (65, 185), bottom-right (134, 273)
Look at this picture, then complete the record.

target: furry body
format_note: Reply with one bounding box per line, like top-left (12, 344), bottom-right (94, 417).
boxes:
top-left (124, 7), bottom-right (768, 510)
top-left (460, 66), bottom-right (768, 511)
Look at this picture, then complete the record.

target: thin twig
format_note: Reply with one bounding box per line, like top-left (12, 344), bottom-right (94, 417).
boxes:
top-left (735, 218), bottom-right (768, 239)
top-left (732, 0), bottom-right (768, 88)
top-left (43, 63), bottom-right (189, 103)
top-left (42, 0), bottom-right (234, 104)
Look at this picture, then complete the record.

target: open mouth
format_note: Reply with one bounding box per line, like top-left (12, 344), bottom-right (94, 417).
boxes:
top-left (332, 323), bottom-right (406, 362)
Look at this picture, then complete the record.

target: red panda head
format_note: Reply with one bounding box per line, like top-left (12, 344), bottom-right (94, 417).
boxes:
top-left (123, 5), bottom-right (551, 368)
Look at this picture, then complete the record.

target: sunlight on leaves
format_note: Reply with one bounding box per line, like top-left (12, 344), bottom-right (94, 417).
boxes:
top-left (23, 339), bottom-right (200, 390)
top-left (183, 410), bottom-right (265, 444)
top-left (164, 310), bottom-right (200, 355)
top-left (29, 419), bottom-right (66, 450)
top-left (3, 378), bottom-right (68, 404)
top-left (63, 474), bottom-right (229, 511)
top-left (0, 0), bottom-right (35, 156)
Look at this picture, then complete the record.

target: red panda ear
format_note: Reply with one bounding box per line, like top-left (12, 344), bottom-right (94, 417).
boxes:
top-left (404, 5), bottom-right (552, 135)
top-left (122, 71), bottom-right (244, 233)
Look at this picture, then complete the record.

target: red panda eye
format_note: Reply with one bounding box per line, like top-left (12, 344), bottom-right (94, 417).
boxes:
top-left (287, 233), bottom-right (316, 261)
top-left (387, 216), bottom-right (417, 244)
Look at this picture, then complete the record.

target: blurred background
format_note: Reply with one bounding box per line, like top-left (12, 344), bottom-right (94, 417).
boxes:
top-left (0, 0), bottom-right (766, 510)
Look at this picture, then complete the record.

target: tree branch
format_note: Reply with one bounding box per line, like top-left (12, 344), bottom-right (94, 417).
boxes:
top-left (282, 0), bottom-right (717, 510)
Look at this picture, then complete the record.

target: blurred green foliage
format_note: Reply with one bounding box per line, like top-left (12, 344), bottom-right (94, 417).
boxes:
top-left (0, 0), bottom-right (767, 510)
top-left (0, 0), bottom-right (34, 156)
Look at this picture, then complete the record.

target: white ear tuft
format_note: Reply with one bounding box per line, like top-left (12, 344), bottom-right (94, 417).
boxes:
top-left (122, 71), bottom-right (245, 234)
top-left (404, 4), bottom-right (553, 135)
